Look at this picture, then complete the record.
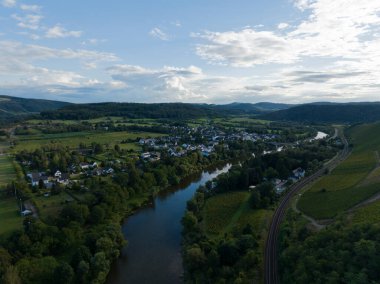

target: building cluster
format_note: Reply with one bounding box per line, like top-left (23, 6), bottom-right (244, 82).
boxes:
top-left (138, 126), bottom-right (278, 161)
top-left (272, 167), bottom-right (306, 194)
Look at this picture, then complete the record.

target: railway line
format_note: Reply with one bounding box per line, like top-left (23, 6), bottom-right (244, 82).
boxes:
top-left (264, 129), bottom-right (350, 284)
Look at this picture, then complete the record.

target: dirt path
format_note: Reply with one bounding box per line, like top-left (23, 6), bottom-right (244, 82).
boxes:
top-left (292, 193), bottom-right (329, 230)
top-left (348, 191), bottom-right (380, 212)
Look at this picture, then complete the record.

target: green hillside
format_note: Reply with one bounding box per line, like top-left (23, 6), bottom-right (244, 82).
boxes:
top-left (263, 103), bottom-right (380, 123)
top-left (298, 122), bottom-right (380, 219)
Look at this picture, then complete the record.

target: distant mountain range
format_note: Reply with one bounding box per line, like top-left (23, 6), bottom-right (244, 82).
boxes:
top-left (2, 95), bottom-right (380, 124)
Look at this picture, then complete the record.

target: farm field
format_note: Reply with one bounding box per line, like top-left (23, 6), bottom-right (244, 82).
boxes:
top-left (0, 197), bottom-right (22, 235)
top-left (298, 122), bottom-right (380, 219)
top-left (351, 199), bottom-right (380, 225)
top-left (11, 130), bottom-right (165, 152)
top-left (202, 191), bottom-right (272, 238)
top-left (33, 192), bottom-right (74, 222)
top-left (0, 154), bottom-right (16, 189)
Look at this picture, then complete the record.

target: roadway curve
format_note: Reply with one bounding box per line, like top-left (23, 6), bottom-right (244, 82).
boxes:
top-left (264, 129), bottom-right (350, 284)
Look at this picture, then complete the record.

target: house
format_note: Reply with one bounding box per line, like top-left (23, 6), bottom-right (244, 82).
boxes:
top-left (248, 185), bottom-right (256, 191)
top-left (54, 170), bottom-right (62, 178)
top-left (293, 168), bottom-right (305, 180)
top-left (57, 173), bottom-right (70, 184)
top-left (21, 209), bottom-right (32, 216)
top-left (79, 162), bottom-right (90, 170)
top-left (103, 167), bottom-right (114, 175)
top-left (141, 152), bottom-right (151, 160)
top-left (275, 180), bottom-right (287, 194)
top-left (27, 172), bottom-right (49, 186)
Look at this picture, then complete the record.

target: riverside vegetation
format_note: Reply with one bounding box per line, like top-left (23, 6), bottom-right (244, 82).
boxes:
top-left (279, 122), bottom-right (380, 283)
top-left (182, 138), bottom-right (339, 283)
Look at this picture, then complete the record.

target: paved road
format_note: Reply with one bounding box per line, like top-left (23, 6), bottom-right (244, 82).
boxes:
top-left (264, 129), bottom-right (350, 284)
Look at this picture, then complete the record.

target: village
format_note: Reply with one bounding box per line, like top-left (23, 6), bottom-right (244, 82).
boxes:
top-left (20, 123), bottom-right (311, 216)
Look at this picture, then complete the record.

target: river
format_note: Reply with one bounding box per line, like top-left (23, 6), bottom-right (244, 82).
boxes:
top-left (107, 163), bottom-right (232, 284)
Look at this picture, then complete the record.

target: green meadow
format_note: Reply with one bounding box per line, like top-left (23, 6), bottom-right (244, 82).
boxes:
top-left (298, 122), bottom-right (380, 219)
top-left (0, 154), bottom-right (16, 189)
top-left (0, 197), bottom-right (22, 235)
top-left (12, 130), bottom-right (165, 152)
top-left (202, 191), bottom-right (272, 238)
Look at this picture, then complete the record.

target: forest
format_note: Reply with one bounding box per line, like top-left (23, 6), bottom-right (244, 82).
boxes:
top-left (182, 140), bottom-right (339, 283)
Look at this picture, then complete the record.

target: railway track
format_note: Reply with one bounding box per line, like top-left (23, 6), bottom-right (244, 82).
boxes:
top-left (264, 130), bottom-right (350, 284)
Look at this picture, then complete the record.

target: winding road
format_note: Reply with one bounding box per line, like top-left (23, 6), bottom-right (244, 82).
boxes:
top-left (264, 129), bottom-right (350, 284)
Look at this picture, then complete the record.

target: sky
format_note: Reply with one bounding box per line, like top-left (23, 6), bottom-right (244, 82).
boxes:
top-left (1, 0), bottom-right (380, 104)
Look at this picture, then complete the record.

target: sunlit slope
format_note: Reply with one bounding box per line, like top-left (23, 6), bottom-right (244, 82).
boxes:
top-left (298, 123), bottom-right (380, 219)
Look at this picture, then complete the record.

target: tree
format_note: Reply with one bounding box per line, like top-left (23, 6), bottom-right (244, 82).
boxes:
top-left (54, 261), bottom-right (74, 284)
top-left (249, 189), bottom-right (261, 209)
top-left (2, 266), bottom-right (21, 284)
top-left (182, 211), bottom-right (198, 232)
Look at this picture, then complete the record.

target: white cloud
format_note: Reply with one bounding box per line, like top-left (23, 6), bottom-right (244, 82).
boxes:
top-left (20, 4), bottom-right (41, 12)
top-left (12, 14), bottom-right (43, 30)
top-left (149, 27), bottom-right (169, 41)
top-left (195, 1), bottom-right (380, 66)
top-left (293, 0), bottom-right (315, 11)
top-left (187, 0), bottom-right (380, 103)
top-left (46, 25), bottom-right (82, 38)
top-left (277, 23), bottom-right (289, 29)
top-left (2, 0), bottom-right (16, 7)
top-left (194, 29), bottom-right (297, 67)
top-left (0, 40), bottom-right (118, 90)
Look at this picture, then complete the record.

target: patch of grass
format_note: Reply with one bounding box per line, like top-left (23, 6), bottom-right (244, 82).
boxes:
top-left (299, 183), bottom-right (380, 219)
top-left (236, 208), bottom-right (272, 233)
top-left (202, 191), bottom-right (272, 239)
top-left (34, 193), bottom-right (73, 221)
top-left (298, 123), bottom-right (380, 219)
top-left (351, 200), bottom-right (380, 225)
top-left (12, 131), bottom-right (165, 152)
top-left (0, 197), bottom-right (22, 235)
top-left (202, 191), bottom-right (250, 237)
top-left (0, 155), bottom-right (16, 189)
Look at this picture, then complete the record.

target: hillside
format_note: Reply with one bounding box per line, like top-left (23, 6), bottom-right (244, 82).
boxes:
top-left (0, 95), bottom-right (71, 121)
top-left (213, 102), bottom-right (293, 113)
top-left (262, 103), bottom-right (380, 123)
top-left (40, 101), bottom-right (293, 120)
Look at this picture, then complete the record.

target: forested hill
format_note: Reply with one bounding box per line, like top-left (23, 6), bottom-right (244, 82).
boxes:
top-left (40, 102), bottom-right (293, 120)
top-left (0, 95), bottom-right (71, 120)
top-left (213, 102), bottom-right (292, 112)
top-left (262, 103), bottom-right (380, 123)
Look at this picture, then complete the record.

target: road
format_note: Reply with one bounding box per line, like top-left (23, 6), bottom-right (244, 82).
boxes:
top-left (264, 129), bottom-right (350, 284)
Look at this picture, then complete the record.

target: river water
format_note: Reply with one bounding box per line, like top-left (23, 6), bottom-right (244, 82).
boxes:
top-left (107, 163), bottom-right (232, 284)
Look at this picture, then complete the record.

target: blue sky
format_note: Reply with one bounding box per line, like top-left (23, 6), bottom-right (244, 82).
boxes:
top-left (1, 0), bottom-right (380, 103)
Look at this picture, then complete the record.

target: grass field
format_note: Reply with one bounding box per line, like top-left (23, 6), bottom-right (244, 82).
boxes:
top-left (34, 193), bottom-right (73, 222)
top-left (0, 197), bottom-right (22, 235)
top-left (202, 191), bottom-right (272, 237)
top-left (12, 130), bottom-right (165, 152)
top-left (298, 123), bottom-right (380, 219)
top-left (351, 200), bottom-right (380, 225)
top-left (0, 155), bottom-right (16, 189)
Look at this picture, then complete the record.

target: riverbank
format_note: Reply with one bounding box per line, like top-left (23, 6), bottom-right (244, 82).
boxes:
top-left (107, 163), bottom-right (232, 284)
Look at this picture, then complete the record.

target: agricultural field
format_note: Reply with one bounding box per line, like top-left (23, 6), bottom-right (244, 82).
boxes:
top-left (202, 191), bottom-right (272, 237)
top-left (298, 122), bottom-right (380, 219)
top-left (0, 197), bottom-right (22, 235)
top-left (11, 130), bottom-right (165, 152)
top-left (33, 192), bottom-right (74, 223)
top-left (0, 154), bottom-right (16, 189)
top-left (351, 199), bottom-right (380, 225)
